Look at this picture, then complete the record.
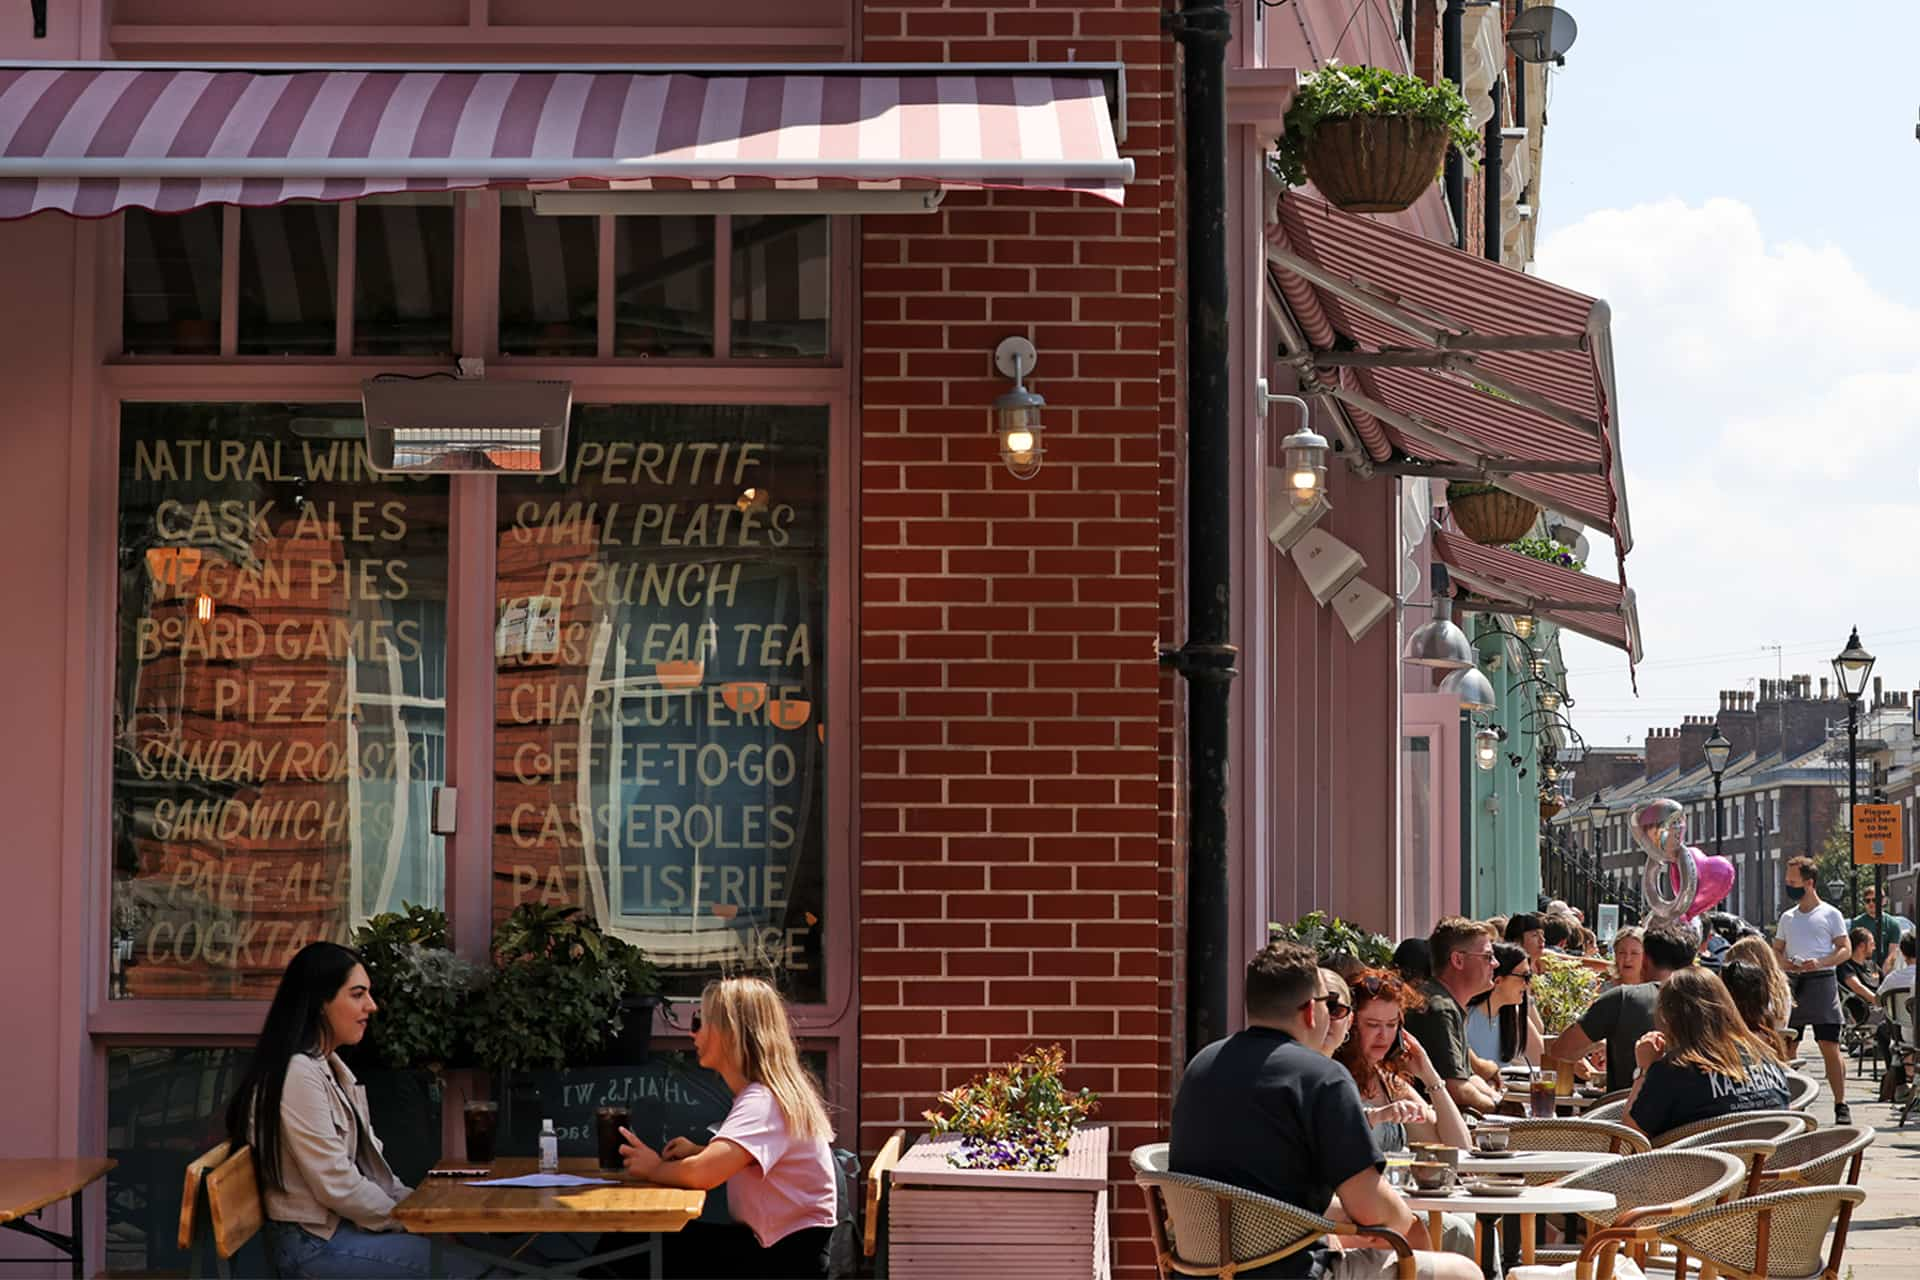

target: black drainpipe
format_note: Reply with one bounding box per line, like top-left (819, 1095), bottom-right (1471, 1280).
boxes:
top-left (1482, 79), bottom-right (1504, 262)
top-left (1443, 0), bottom-right (1466, 248)
top-left (1165, 0), bottom-right (1236, 1063)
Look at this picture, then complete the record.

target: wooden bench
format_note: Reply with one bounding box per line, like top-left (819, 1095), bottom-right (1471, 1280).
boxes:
top-left (863, 1129), bottom-right (905, 1272)
top-left (178, 1141), bottom-right (265, 1279)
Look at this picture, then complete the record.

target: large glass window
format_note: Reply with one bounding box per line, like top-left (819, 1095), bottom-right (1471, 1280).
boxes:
top-left (730, 214), bottom-right (829, 358)
top-left (112, 405), bottom-right (448, 999)
top-left (498, 202), bottom-right (598, 357)
top-left (354, 196), bottom-right (457, 356)
top-left (493, 406), bottom-right (829, 1004)
top-left (614, 215), bottom-right (715, 357)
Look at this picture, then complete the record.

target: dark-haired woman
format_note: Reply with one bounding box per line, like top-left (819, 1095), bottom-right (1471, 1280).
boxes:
top-left (1463, 943), bottom-right (1544, 1068)
top-left (226, 941), bottom-right (463, 1279)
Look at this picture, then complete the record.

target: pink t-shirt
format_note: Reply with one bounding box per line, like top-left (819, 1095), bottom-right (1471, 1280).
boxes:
top-left (711, 1082), bottom-right (837, 1247)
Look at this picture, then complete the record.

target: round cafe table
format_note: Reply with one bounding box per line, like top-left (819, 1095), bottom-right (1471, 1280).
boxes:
top-left (1403, 1184), bottom-right (1615, 1271)
top-left (1456, 1148), bottom-right (1619, 1176)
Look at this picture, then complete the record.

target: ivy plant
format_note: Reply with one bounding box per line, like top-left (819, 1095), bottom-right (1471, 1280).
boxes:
top-left (1531, 960), bottom-right (1599, 1036)
top-left (924, 1044), bottom-right (1100, 1172)
top-left (1272, 64), bottom-right (1480, 189)
top-left (1506, 536), bottom-right (1585, 572)
top-left (1269, 910), bottom-right (1395, 969)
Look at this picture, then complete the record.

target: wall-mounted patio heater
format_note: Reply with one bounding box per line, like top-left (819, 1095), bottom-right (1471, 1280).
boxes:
top-left (360, 376), bottom-right (572, 475)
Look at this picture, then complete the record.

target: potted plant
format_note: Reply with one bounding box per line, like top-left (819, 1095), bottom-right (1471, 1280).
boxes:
top-left (891, 1045), bottom-right (1108, 1274)
top-left (348, 904), bottom-right (486, 1182)
top-left (1273, 64), bottom-right (1478, 213)
top-left (1269, 909), bottom-right (1395, 970)
top-left (1446, 481), bottom-right (1542, 546)
top-left (470, 904), bottom-right (630, 1148)
top-left (1506, 536), bottom-right (1586, 572)
top-left (603, 932), bottom-right (664, 1065)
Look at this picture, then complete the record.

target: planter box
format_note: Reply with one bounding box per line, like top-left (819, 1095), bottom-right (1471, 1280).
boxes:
top-left (888, 1125), bottom-right (1109, 1280)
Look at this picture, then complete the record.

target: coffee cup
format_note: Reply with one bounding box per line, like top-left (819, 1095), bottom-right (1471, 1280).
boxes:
top-left (1410, 1141), bottom-right (1458, 1168)
top-left (1409, 1161), bottom-right (1453, 1192)
top-left (1474, 1125), bottom-right (1511, 1153)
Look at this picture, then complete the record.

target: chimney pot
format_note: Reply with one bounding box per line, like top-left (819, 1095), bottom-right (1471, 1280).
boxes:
top-left (1875, 676), bottom-right (1884, 704)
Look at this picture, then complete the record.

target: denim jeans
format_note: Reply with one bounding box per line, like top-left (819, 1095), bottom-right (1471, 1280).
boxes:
top-left (268, 1219), bottom-right (486, 1279)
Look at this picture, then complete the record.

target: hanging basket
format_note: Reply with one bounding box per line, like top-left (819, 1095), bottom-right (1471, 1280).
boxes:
top-left (1449, 489), bottom-right (1542, 546)
top-left (1540, 796), bottom-right (1565, 821)
top-left (1300, 115), bottom-right (1451, 213)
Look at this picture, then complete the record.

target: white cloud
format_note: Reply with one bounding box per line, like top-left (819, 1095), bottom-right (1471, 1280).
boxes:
top-left (1531, 200), bottom-right (1920, 749)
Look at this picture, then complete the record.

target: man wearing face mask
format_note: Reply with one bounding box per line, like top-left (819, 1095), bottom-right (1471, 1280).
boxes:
top-left (1774, 855), bottom-right (1853, 1123)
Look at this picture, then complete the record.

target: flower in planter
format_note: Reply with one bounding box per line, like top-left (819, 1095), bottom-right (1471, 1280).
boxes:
top-left (1271, 63), bottom-right (1479, 192)
top-left (924, 1044), bottom-right (1099, 1173)
top-left (1506, 535), bottom-right (1586, 572)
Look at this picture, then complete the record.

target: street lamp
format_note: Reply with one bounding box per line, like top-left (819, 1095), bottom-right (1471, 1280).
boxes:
top-left (1704, 722), bottom-right (1732, 902)
top-left (1832, 626), bottom-right (1876, 919)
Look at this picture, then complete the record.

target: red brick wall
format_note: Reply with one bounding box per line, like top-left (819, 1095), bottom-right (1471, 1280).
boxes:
top-left (857, 3), bottom-right (1180, 1274)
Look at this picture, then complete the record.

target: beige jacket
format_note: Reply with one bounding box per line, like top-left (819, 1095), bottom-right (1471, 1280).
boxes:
top-left (258, 1051), bottom-right (411, 1239)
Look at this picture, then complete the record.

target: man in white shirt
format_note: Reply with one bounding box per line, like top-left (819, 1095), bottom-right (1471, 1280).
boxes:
top-left (1879, 932), bottom-right (1918, 997)
top-left (1773, 855), bottom-right (1853, 1123)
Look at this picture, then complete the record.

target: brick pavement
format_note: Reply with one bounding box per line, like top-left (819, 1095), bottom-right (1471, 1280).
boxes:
top-left (1824, 1074), bottom-right (1920, 1279)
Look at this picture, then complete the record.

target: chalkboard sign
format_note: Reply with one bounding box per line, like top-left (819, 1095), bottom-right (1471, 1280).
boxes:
top-left (504, 1054), bottom-right (734, 1157)
top-left (502, 1054), bottom-right (738, 1224)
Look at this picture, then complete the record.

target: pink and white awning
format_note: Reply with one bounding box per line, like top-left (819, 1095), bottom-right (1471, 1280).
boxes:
top-left (1434, 529), bottom-right (1642, 666)
top-left (0, 63), bottom-right (1133, 219)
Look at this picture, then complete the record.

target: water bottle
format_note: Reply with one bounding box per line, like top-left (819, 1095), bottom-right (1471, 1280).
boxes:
top-left (538, 1118), bottom-right (559, 1173)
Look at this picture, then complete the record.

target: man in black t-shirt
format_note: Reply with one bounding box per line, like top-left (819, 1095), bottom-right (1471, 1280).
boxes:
top-left (1547, 924), bottom-right (1697, 1092)
top-left (1172, 943), bottom-right (1479, 1280)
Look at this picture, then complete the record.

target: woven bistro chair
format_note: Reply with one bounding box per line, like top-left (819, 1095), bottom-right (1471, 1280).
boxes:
top-left (1782, 1070), bottom-right (1821, 1111)
top-left (1567, 1185), bottom-right (1866, 1280)
top-left (1133, 1158), bottom-right (1416, 1280)
top-left (1755, 1126), bottom-right (1873, 1190)
top-left (1668, 1114), bottom-right (1810, 1150)
top-left (1582, 1090), bottom-right (1632, 1124)
top-left (1502, 1117), bottom-right (1650, 1186)
top-left (1515, 1149), bottom-right (1745, 1279)
top-left (1688, 1137), bottom-right (1779, 1198)
top-left (1649, 1110), bottom-right (1815, 1148)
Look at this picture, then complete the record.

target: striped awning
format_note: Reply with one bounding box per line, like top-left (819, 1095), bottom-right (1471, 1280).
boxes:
top-left (1434, 529), bottom-right (1641, 667)
top-left (1265, 192), bottom-right (1632, 560)
top-left (0, 63), bottom-right (1132, 219)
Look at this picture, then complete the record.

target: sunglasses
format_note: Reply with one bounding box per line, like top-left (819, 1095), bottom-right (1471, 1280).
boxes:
top-left (1509, 971), bottom-right (1533, 984)
top-left (1321, 995), bottom-right (1352, 1019)
top-left (1354, 974), bottom-right (1403, 997)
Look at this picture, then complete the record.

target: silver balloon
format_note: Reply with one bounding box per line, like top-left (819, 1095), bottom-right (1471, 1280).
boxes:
top-left (1631, 798), bottom-right (1688, 861)
top-left (1632, 798), bottom-right (1696, 928)
top-left (1642, 844), bottom-right (1700, 927)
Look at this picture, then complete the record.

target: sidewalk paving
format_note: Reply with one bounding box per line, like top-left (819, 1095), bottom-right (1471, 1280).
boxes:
top-left (1818, 1072), bottom-right (1918, 1278)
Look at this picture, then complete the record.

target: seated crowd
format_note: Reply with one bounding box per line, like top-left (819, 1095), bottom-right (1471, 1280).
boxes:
top-left (1171, 886), bottom-right (1915, 1277)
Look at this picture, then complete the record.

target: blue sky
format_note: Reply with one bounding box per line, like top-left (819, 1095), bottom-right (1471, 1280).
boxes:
top-left (1525, 1), bottom-right (1920, 753)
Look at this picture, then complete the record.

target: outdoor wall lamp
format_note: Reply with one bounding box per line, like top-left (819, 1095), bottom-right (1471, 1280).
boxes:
top-left (1404, 564), bottom-right (1475, 670)
top-left (992, 336), bottom-right (1045, 479)
top-left (1539, 689), bottom-right (1561, 713)
top-left (1512, 614), bottom-right (1536, 640)
top-left (1255, 381), bottom-right (1326, 512)
top-left (1441, 665), bottom-right (1499, 712)
top-left (1474, 726), bottom-right (1501, 771)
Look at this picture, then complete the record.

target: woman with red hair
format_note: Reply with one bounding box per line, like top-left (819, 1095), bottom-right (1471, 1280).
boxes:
top-left (1334, 970), bottom-right (1473, 1153)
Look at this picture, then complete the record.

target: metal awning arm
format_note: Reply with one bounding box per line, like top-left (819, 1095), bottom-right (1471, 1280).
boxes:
top-left (1311, 373), bottom-right (1582, 520)
top-left (1309, 349), bottom-right (1603, 439)
top-left (1267, 243), bottom-right (1450, 343)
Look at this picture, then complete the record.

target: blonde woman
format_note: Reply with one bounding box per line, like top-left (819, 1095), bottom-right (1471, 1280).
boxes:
top-left (620, 978), bottom-right (837, 1277)
top-left (1597, 927), bottom-right (1644, 992)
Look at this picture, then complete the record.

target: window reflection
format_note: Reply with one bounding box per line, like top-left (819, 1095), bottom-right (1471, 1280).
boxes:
top-left (237, 206), bottom-right (339, 355)
top-left (112, 404), bottom-right (448, 999)
top-left (354, 198), bottom-right (456, 356)
top-left (499, 202), bottom-right (596, 357)
top-left (731, 214), bottom-right (829, 358)
top-left (122, 207), bottom-right (223, 355)
top-left (613, 215), bottom-right (715, 357)
top-left (493, 406), bottom-right (829, 1003)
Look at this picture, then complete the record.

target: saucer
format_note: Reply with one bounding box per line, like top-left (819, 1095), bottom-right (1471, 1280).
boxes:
top-left (1469, 1149), bottom-right (1519, 1159)
top-left (1462, 1179), bottom-right (1526, 1198)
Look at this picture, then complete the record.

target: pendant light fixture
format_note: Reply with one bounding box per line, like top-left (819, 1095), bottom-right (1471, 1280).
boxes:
top-left (1403, 564), bottom-right (1474, 671)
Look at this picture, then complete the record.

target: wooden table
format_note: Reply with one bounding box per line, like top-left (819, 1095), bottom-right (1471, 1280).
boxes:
top-left (0, 1158), bottom-right (116, 1279)
top-left (1404, 1184), bottom-right (1614, 1272)
top-left (393, 1157), bottom-right (705, 1279)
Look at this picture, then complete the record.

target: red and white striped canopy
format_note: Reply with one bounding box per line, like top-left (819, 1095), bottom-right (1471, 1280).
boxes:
top-left (0, 64), bottom-right (1132, 219)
